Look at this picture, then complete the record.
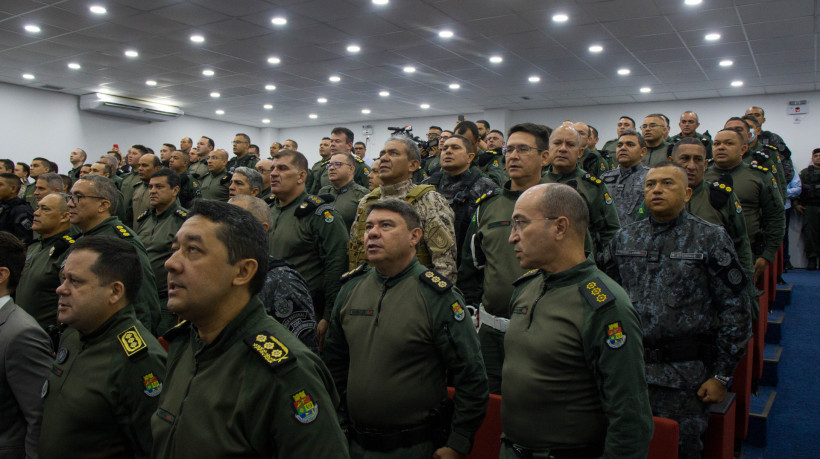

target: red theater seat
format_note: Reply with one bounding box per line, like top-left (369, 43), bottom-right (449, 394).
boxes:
top-left (705, 392), bottom-right (736, 459)
top-left (733, 340), bottom-right (754, 439)
top-left (648, 417), bottom-right (680, 459)
top-left (447, 387), bottom-right (502, 459)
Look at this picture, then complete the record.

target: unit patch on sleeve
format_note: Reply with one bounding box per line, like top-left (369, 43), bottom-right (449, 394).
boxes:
top-left (451, 302), bottom-right (465, 322)
top-left (605, 321), bottom-right (627, 349)
top-left (142, 372), bottom-right (163, 397)
top-left (292, 390), bottom-right (319, 424)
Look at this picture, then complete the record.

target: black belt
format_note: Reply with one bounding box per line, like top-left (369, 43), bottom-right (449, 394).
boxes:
top-left (644, 335), bottom-right (715, 364)
top-left (502, 438), bottom-right (603, 459)
top-left (349, 424), bottom-right (434, 452)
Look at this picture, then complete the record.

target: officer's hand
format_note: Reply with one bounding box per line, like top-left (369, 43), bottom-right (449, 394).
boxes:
top-left (317, 319), bottom-right (329, 352)
top-left (432, 446), bottom-right (465, 459)
top-left (697, 378), bottom-right (728, 404)
top-left (796, 204), bottom-right (806, 215)
top-left (753, 257), bottom-right (769, 284)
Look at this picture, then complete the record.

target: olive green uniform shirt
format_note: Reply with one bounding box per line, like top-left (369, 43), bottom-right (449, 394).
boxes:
top-left (745, 144), bottom-right (787, 200)
top-left (151, 299), bottom-right (348, 458)
top-left (601, 138), bottom-right (618, 158)
top-left (472, 150), bottom-right (508, 186)
top-left (39, 306), bottom-right (166, 459)
top-left (199, 168), bottom-right (230, 201)
top-left (642, 140), bottom-right (671, 167)
top-left (313, 154), bottom-right (370, 193)
top-left (16, 231), bottom-right (75, 329)
top-left (226, 152), bottom-right (259, 173)
top-left (502, 260), bottom-right (653, 457)
top-left (186, 159), bottom-right (209, 180)
top-left (579, 148), bottom-right (610, 177)
top-left (129, 181), bottom-right (151, 228)
top-left (306, 159), bottom-right (328, 195)
top-left (135, 202), bottom-right (188, 301)
top-left (318, 181), bottom-right (369, 231)
top-left (120, 172), bottom-right (140, 211)
top-left (323, 260), bottom-right (488, 455)
top-left (669, 131), bottom-right (712, 158)
top-left (423, 154), bottom-right (441, 177)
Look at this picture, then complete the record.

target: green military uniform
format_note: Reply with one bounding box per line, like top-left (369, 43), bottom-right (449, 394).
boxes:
top-left (669, 131), bottom-right (712, 159)
top-left (601, 138), bottom-right (618, 159)
top-left (314, 154), bottom-right (370, 193)
top-left (110, 173), bottom-right (123, 190)
top-left (579, 148), bottom-right (610, 177)
top-left (68, 166), bottom-right (82, 182)
top-left (318, 181), bottom-right (369, 231)
top-left (23, 181), bottom-right (36, 209)
top-left (799, 165), bottom-right (820, 267)
top-left (269, 192), bottom-right (348, 321)
top-left (642, 140), bottom-right (671, 167)
top-left (16, 231), bottom-right (76, 329)
top-left (129, 180), bottom-right (150, 228)
top-left (471, 149), bottom-right (508, 186)
top-left (599, 149), bottom-right (617, 170)
top-left (423, 154), bottom-right (441, 177)
top-left (78, 216), bottom-right (162, 334)
top-left (501, 260), bottom-right (653, 458)
top-left (705, 162), bottom-right (785, 264)
top-left (198, 168), bottom-right (230, 202)
top-left (542, 167), bottom-right (621, 255)
top-left (177, 172), bottom-right (201, 209)
top-left (746, 143), bottom-right (787, 200)
top-left (187, 159), bottom-right (209, 180)
top-left (306, 159), bottom-right (328, 195)
top-left (258, 185), bottom-right (272, 201)
top-left (152, 299), bottom-right (348, 458)
top-left (135, 202), bottom-right (188, 335)
top-left (323, 260), bottom-right (489, 456)
top-left (120, 171), bottom-right (141, 210)
top-left (39, 306), bottom-right (166, 459)
top-left (226, 152), bottom-right (259, 173)
top-left (458, 185), bottom-right (528, 394)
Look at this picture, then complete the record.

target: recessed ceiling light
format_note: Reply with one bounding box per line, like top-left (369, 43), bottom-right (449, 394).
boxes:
top-left (202, 69), bottom-right (214, 76)
top-left (309, 113), bottom-right (318, 119)
top-left (489, 55), bottom-right (503, 64)
top-left (439, 30), bottom-right (454, 38)
top-left (262, 119), bottom-right (271, 124)
top-left (264, 104), bottom-right (273, 110)
top-left (528, 76), bottom-right (541, 83)
top-left (267, 56), bottom-right (281, 64)
top-left (617, 68), bottom-right (631, 75)
top-left (552, 14), bottom-right (569, 23)
top-left (215, 109), bottom-right (224, 115)
top-left (24, 24), bottom-right (41, 33)
top-left (589, 45), bottom-right (603, 53)
top-left (731, 80), bottom-right (743, 87)
top-left (317, 97), bottom-right (328, 103)
top-left (449, 83), bottom-right (460, 89)
top-left (719, 59), bottom-right (733, 67)
top-left (347, 45), bottom-right (361, 53)
top-left (265, 84), bottom-right (276, 91)
top-left (271, 17), bottom-right (287, 26)
top-left (403, 66), bottom-right (416, 73)
top-left (146, 80), bottom-right (157, 86)
top-left (89, 5), bottom-right (107, 14)
top-left (684, 0), bottom-right (702, 5)
top-left (640, 87), bottom-right (652, 93)
top-left (329, 75), bottom-right (341, 82)
top-left (379, 90), bottom-right (390, 97)
top-left (705, 33), bottom-right (721, 41)
top-left (68, 62), bottom-right (81, 70)
top-left (362, 109), bottom-right (371, 114)
top-left (190, 34), bottom-right (205, 43)
top-left (372, 0), bottom-right (388, 4)
top-left (22, 73), bottom-right (35, 80)
top-left (420, 103), bottom-right (430, 109)
top-left (124, 49), bottom-right (138, 58)
top-left (210, 92), bottom-right (220, 98)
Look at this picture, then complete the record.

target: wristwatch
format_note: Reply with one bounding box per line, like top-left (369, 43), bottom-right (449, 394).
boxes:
top-left (713, 375), bottom-right (733, 388)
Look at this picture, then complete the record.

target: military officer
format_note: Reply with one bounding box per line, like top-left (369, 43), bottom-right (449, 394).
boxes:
top-left (318, 153), bottom-right (370, 230)
top-left (574, 121), bottom-right (610, 177)
top-left (422, 130), bottom-right (452, 177)
top-left (128, 153), bottom-right (161, 228)
top-left (39, 236), bottom-right (166, 458)
top-left (199, 149), bottom-right (231, 201)
top-left (312, 127), bottom-right (370, 192)
top-left (324, 199), bottom-right (488, 458)
top-left (68, 175), bottom-right (161, 333)
top-left (167, 150), bottom-right (201, 208)
top-left (745, 106), bottom-right (795, 182)
top-left (306, 137), bottom-right (333, 194)
top-left (601, 116), bottom-right (636, 158)
top-left (669, 111), bottom-right (712, 159)
top-left (640, 114), bottom-right (672, 167)
top-left (726, 117), bottom-right (787, 201)
top-left (152, 200), bottom-right (347, 457)
top-left (188, 137), bottom-right (213, 179)
top-left (268, 150), bottom-right (348, 350)
top-left (32, 173), bottom-right (64, 203)
top-left (600, 130), bottom-right (650, 225)
top-left (796, 148), bottom-right (820, 269)
top-left (227, 133), bottom-right (259, 172)
top-left (455, 121), bottom-right (507, 186)
top-left (16, 193), bottom-right (74, 330)
top-left (0, 173), bottom-right (34, 244)
top-left (120, 145), bottom-right (147, 208)
top-left (228, 166), bottom-right (263, 199)
top-left (604, 163), bottom-right (752, 458)
top-left (254, 159), bottom-right (274, 200)
top-left (503, 183), bottom-right (653, 458)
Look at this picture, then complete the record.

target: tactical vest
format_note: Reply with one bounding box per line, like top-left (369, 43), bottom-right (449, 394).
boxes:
top-left (426, 172), bottom-right (483, 256)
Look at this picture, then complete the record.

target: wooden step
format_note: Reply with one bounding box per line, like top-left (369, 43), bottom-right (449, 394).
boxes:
top-left (765, 310), bottom-right (784, 345)
top-left (760, 345), bottom-right (783, 387)
top-left (772, 284), bottom-right (792, 310)
top-left (745, 389), bottom-right (776, 447)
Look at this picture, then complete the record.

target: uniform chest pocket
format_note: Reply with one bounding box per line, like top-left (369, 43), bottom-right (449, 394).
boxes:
top-left (487, 220), bottom-right (511, 230)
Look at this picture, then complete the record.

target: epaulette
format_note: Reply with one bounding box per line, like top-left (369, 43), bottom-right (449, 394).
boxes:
top-left (749, 162), bottom-right (769, 173)
top-left (294, 194), bottom-right (326, 217)
top-left (353, 156), bottom-right (364, 163)
top-left (709, 174), bottom-right (734, 210)
top-left (753, 150), bottom-right (770, 163)
top-left (419, 269), bottom-right (452, 293)
top-left (114, 224), bottom-right (133, 239)
top-left (321, 159), bottom-right (330, 166)
top-left (340, 263), bottom-right (369, 283)
top-left (264, 194), bottom-right (276, 205)
top-left (474, 188), bottom-right (497, 205)
top-left (513, 269), bottom-right (540, 286)
top-left (136, 210), bottom-right (151, 223)
top-left (190, 172), bottom-right (201, 179)
top-left (174, 209), bottom-right (188, 219)
top-left (161, 320), bottom-right (190, 342)
top-left (763, 144), bottom-right (779, 153)
top-left (220, 172), bottom-right (232, 185)
top-left (243, 332), bottom-right (294, 369)
top-left (50, 234), bottom-right (75, 258)
top-left (117, 326), bottom-right (148, 358)
top-left (581, 173), bottom-right (603, 185)
top-left (579, 277), bottom-right (616, 310)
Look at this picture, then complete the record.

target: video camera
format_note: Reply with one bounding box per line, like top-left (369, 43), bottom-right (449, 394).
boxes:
top-left (387, 125), bottom-right (439, 152)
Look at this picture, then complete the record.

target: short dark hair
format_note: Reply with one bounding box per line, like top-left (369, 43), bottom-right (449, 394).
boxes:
top-left (0, 231), bottom-right (26, 291)
top-left (620, 116), bottom-right (636, 126)
top-left (321, 137), bottom-right (331, 141)
top-left (0, 159), bottom-right (13, 171)
top-left (146, 155), bottom-right (162, 168)
top-left (32, 157), bottom-right (53, 172)
top-left (131, 144), bottom-right (149, 155)
top-left (70, 235), bottom-right (142, 304)
top-left (589, 125), bottom-right (599, 138)
top-left (619, 130), bottom-right (647, 149)
top-left (717, 128), bottom-right (746, 144)
top-left (507, 123), bottom-right (552, 151)
top-left (236, 133), bottom-right (251, 144)
top-left (446, 134), bottom-right (473, 152)
top-left (366, 198), bottom-right (422, 231)
top-left (94, 160), bottom-right (114, 177)
top-left (106, 150), bottom-right (121, 161)
top-left (38, 173), bottom-right (65, 192)
top-left (272, 149), bottom-right (309, 173)
top-left (16, 162), bottom-right (30, 177)
top-left (151, 168), bottom-right (181, 189)
top-left (285, 139), bottom-right (298, 150)
top-left (0, 173), bottom-right (21, 193)
top-left (671, 137), bottom-right (707, 157)
top-left (725, 117), bottom-right (750, 130)
top-left (650, 162), bottom-right (689, 182)
top-left (442, 130), bottom-right (453, 136)
top-left (59, 175), bottom-right (72, 192)
top-left (645, 113), bottom-right (667, 126)
top-left (741, 115), bottom-right (759, 128)
top-left (201, 136), bottom-right (215, 148)
top-left (331, 127), bottom-right (354, 144)
top-left (163, 143), bottom-right (176, 152)
top-left (249, 144), bottom-right (259, 152)
top-left (354, 141), bottom-right (366, 148)
top-left (476, 120), bottom-right (490, 129)
top-left (429, 126), bottom-right (442, 132)
top-left (489, 129), bottom-right (504, 138)
top-left (455, 121), bottom-right (479, 141)
top-left (188, 200), bottom-right (269, 294)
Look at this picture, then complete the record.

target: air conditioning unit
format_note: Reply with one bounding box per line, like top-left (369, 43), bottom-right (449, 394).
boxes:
top-left (79, 93), bottom-right (183, 121)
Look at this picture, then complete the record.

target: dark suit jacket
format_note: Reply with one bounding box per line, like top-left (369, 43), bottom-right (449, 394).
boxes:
top-left (0, 298), bottom-right (53, 459)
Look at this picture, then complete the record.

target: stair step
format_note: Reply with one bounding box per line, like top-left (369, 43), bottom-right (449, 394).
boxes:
top-left (765, 310), bottom-right (784, 345)
top-left (761, 345), bottom-right (783, 387)
top-left (772, 284), bottom-right (792, 310)
top-left (746, 389), bottom-right (776, 447)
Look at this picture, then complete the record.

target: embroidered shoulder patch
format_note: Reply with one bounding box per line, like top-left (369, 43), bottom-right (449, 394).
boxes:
top-left (244, 333), bottom-right (293, 369)
top-left (174, 209), bottom-right (188, 219)
top-left (419, 270), bottom-right (451, 292)
top-left (114, 225), bottom-right (133, 239)
top-left (341, 263), bottom-right (369, 283)
top-left (513, 269), bottom-right (540, 286)
top-left (50, 234), bottom-right (75, 258)
top-left (579, 278), bottom-right (615, 310)
top-left (292, 390), bottom-right (319, 424)
top-left (605, 321), bottom-right (627, 349)
top-left (295, 195), bottom-right (325, 217)
top-left (451, 301), bottom-right (465, 322)
top-left (117, 326), bottom-right (147, 357)
top-left (142, 372), bottom-right (162, 397)
top-left (161, 320), bottom-right (190, 342)
top-left (582, 173), bottom-right (603, 185)
top-left (136, 210), bottom-right (151, 222)
top-left (220, 173), bottom-right (232, 184)
top-left (749, 162), bottom-right (769, 173)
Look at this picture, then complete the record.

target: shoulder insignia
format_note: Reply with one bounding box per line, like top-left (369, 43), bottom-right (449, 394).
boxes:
top-left (244, 333), bottom-right (294, 369)
top-left (321, 160), bottom-right (329, 166)
top-left (582, 173), bottom-right (603, 185)
top-left (763, 144), bottom-right (778, 152)
top-left (605, 321), bottom-right (627, 349)
top-left (50, 234), bottom-right (76, 258)
top-left (294, 195), bottom-right (325, 217)
top-left (513, 269), bottom-right (540, 286)
top-left (291, 390), bottom-right (319, 424)
top-left (191, 180), bottom-right (199, 187)
top-left (474, 188), bottom-right (497, 205)
top-left (142, 372), bottom-right (162, 397)
top-left (451, 301), bottom-right (466, 322)
top-left (264, 194), bottom-right (277, 205)
top-left (161, 320), bottom-right (190, 342)
top-left (174, 209), bottom-right (188, 219)
top-left (136, 210), bottom-right (150, 223)
top-left (580, 277), bottom-right (616, 310)
top-left (315, 203), bottom-right (335, 223)
top-left (220, 173), bottom-right (232, 185)
top-left (117, 326), bottom-right (148, 358)
top-left (709, 174), bottom-right (733, 210)
top-left (603, 192), bottom-right (613, 205)
top-left (353, 156), bottom-right (364, 163)
top-left (114, 224), bottom-right (133, 238)
top-left (419, 269), bottom-right (452, 293)
top-left (340, 263), bottom-right (369, 283)
top-left (749, 162), bottom-right (769, 173)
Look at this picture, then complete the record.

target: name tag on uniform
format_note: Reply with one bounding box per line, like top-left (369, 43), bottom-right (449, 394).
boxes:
top-left (615, 250), bottom-right (647, 257)
top-left (512, 306), bottom-right (528, 315)
top-left (488, 221), bottom-right (511, 229)
top-left (670, 252), bottom-right (704, 260)
top-left (349, 309), bottom-right (374, 317)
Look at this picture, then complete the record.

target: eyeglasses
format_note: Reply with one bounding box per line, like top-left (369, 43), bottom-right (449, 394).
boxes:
top-left (327, 161), bottom-right (352, 169)
top-left (505, 145), bottom-right (540, 155)
top-left (68, 193), bottom-right (107, 205)
top-left (511, 216), bottom-right (558, 233)
top-left (640, 123), bottom-right (663, 129)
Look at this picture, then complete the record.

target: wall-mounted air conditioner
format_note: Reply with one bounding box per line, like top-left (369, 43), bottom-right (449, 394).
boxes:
top-left (79, 93), bottom-right (183, 121)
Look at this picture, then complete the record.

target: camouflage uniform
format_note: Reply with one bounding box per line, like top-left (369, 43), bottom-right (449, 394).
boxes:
top-left (422, 167), bottom-right (499, 266)
top-left (258, 256), bottom-right (319, 353)
top-left (579, 148), bottom-right (610, 177)
top-left (600, 164), bottom-right (649, 226)
top-left (603, 210), bottom-right (752, 459)
top-left (349, 179), bottom-right (458, 282)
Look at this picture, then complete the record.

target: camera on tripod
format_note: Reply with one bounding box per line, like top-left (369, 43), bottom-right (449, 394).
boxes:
top-left (387, 125), bottom-right (439, 151)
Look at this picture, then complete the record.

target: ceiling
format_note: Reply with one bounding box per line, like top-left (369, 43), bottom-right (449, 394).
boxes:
top-left (1, 0), bottom-right (817, 128)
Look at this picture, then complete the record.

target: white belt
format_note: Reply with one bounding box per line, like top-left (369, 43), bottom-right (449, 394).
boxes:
top-left (479, 304), bottom-right (509, 333)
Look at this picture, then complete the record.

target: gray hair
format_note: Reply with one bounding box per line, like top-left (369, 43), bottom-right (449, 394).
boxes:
top-left (387, 135), bottom-right (422, 163)
top-left (37, 173), bottom-right (64, 193)
top-left (77, 174), bottom-right (119, 216)
top-left (228, 194), bottom-right (271, 228)
top-left (234, 167), bottom-right (263, 193)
